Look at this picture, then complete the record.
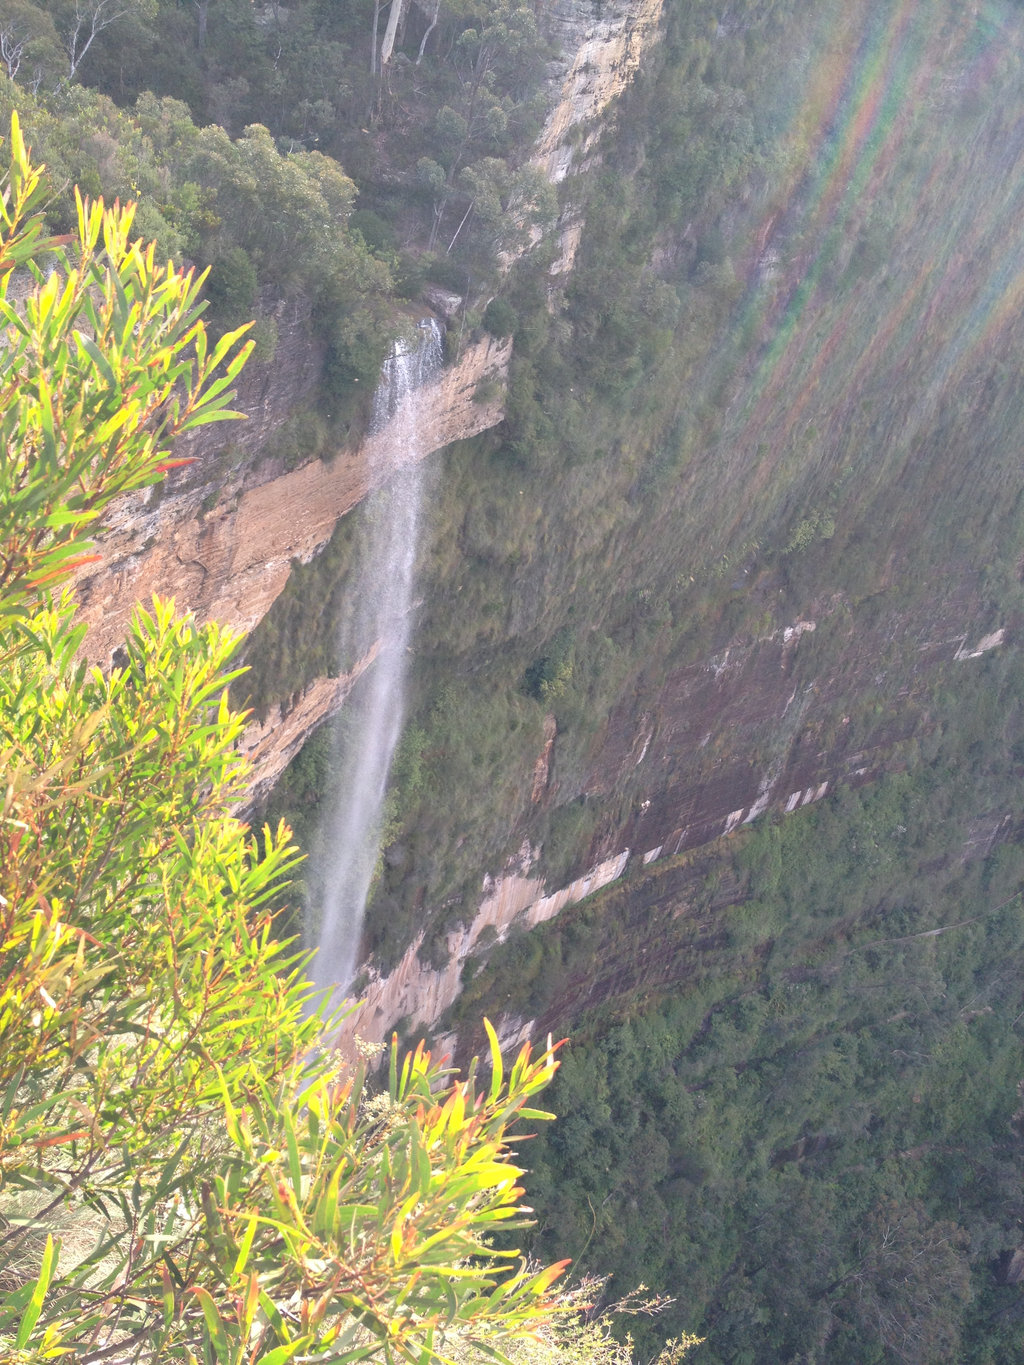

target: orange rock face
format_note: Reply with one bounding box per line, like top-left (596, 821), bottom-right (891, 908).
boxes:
top-left (75, 334), bottom-right (511, 665)
top-left (235, 651), bottom-right (378, 810)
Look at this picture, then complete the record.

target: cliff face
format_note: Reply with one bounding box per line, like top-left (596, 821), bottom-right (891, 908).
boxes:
top-left (75, 0), bottom-right (668, 819)
top-left (76, 0), bottom-right (664, 670)
top-left (341, 847), bottom-right (631, 1053)
top-left (534, 0), bottom-right (665, 184)
top-left (76, 333), bottom-right (511, 665)
top-left (533, 0), bottom-right (665, 279)
top-left (79, 0), bottom-right (1024, 1066)
top-left (237, 651), bottom-right (376, 809)
top-left (337, 577), bottom-right (1009, 1052)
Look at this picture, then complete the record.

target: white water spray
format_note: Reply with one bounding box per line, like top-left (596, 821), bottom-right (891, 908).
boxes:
top-left (309, 319), bottom-right (443, 1000)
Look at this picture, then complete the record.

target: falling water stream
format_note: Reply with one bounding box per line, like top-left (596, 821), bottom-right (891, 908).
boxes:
top-left (308, 319), bottom-right (443, 1002)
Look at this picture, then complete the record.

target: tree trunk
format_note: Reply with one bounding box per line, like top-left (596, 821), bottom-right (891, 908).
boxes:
top-left (379, 0), bottom-right (406, 66)
top-left (415, 0), bottom-right (440, 64)
top-left (370, 0), bottom-right (382, 74)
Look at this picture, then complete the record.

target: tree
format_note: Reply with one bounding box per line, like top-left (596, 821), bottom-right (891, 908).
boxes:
top-left (833, 1199), bottom-right (972, 1364)
top-left (0, 0), bottom-right (64, 91)
top-left (394, 0), bottom-right (547, 252)
top-left (0, 23), bottom-right (27, 79)
top-left (0, 115), bottom-right (573, 1363)
top-left (378, 0), bottom-right (407, 69)
top-left (58, 0), bottom-right (156, 84)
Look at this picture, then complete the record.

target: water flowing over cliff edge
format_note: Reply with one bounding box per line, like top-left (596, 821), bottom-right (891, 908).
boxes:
top-left (309, 321), bottom-right (443, 1001)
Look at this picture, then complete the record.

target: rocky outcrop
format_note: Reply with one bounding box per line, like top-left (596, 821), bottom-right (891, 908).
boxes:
top-left (585, 608), bottom-right (1008, 865)
top-left (218, 294), bottom-right (327, 457)
top-left (532, 0), bottom-right (665, 282)
top-left (75, 3), bottom-right (661, 661)
top-left (76, 334), bottom-right (511, 664)
top-left (531, 714), bottom-right (558, 802)
top-left (335, 593), bottom-right (1009, 1053)
top-left (236, 647), bottom-right (378, 810)
top-left (535, 0), bottom-right (665, 184)
top-left (337, 844), bottom-right (631, 1054)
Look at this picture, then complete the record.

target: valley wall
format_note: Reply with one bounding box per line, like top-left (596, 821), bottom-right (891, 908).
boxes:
top-left (534, 0), bottom-right (665, 184)
top-left (334, 581), bottom-right (1010, 1054)
top-left (75, 0), bottom-right (671, 837)
top-left (79, 0), bottom-right (1024, 1066)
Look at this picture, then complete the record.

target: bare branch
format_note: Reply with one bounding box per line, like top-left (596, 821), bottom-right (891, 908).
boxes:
top-left (0, 26), bottom-right (26, 80)
top-left (64, 0), bottom-right (131, 83)
top-left (415, 0), bottom-right (440, 65)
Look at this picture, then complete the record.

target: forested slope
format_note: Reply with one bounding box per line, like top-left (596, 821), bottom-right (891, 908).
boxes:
top-left (5, 0), bottom-right (1024, 1359)
top-left (259, 0), bottom-right (1024, 980)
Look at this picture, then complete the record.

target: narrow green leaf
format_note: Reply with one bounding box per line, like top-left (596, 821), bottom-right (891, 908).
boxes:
top-left (160, 1262), bottom-right (175, 1330)
top-left (283, 1105), bottom-right (303, 1200)
top-left (1, 1064), bottom-right (24, 1120)
top-left (313, 1161), bottom-right (343, 1238)
top-left (153, 1133), bottom-right (192, 1201)
top-left (232, 1213), bottom-right (258, 1278)
top-left (258, 1345), bottom-right (307, 1365)
top-left (176, 404), bottom-right (247, 432)
top-left (208, 321), bottom-right (253, 372)
top-left (484, 1018), bottom-right (503, 1104)
top-left (215, 1063), bottom-right (243, 1149)
top-left (76, 332), bottom-right (119, 391)
top-left (413, 1132), bottom-right (432, 1197)
top-left (15, 1233), bottom-right (57, 1348)
top-left (188, 1285), bottom-right (231, 1357)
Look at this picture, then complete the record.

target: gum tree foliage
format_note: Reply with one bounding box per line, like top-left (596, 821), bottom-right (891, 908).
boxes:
top-left (0, 117), bottom-right (572, 1362)
top-left (0, 81), bottom-right (398, 403)
top-left (0, 0), bottom-right (553, 295)
top-left (416, 0), bottom-right (550, 254)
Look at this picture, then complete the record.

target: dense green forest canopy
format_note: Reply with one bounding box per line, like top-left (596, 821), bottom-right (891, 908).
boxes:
top-left (0, 0), bottom-right (561, 461)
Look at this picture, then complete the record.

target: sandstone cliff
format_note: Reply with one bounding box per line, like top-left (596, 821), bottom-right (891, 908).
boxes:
top-left (76, 332), bottom-right (511, 665)
top-left (534, 0), bottom-right (665, 185)
top-left (74, 0), bottom-right (668, 818)
top-left (535, 0), bottom-right (665, 278)
top-left (78, 0), bottom-right (1000, 1067)
top-left (237, 651), bottom-right (377, 809)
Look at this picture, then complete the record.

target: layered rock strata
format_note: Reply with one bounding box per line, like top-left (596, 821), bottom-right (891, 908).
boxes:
top-left (77, 0), bottom-right (664, 662)
top-left (535, 0), bottom-right (666, 184)
top-left (340, 846), bottom-right (631, 1055)
top-left (535, 0), bottom-right (665, 281)
top-left (236, 648), bottom-right (377, 810)
top-left (76, 334), bottom-right (511, 664)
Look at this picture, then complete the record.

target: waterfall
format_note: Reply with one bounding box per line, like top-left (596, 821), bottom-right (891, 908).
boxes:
top-left (308, 318), bottom-right (443, 1001)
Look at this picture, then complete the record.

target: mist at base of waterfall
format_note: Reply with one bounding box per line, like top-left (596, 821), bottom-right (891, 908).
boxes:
top-left (307, 319), bottom-right (443, 1004)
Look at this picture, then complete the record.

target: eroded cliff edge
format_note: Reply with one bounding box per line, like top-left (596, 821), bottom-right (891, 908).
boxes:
top-left (75, 331), bottom-right (511, 668)
top-left (74, 0), bottom-right (669, 801)
top-left (337, 588), bottom-right (1011, 1055)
